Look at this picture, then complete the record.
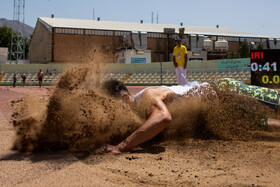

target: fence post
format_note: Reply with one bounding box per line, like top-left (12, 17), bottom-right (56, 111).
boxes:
top-left (160, 55), bottom-right (162, 85)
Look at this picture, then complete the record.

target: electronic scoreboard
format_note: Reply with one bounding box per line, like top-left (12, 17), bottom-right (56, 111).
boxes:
top-left (250, 50), bottom-right (280, 88)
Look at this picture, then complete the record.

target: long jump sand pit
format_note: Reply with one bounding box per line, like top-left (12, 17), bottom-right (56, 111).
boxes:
top-left (1, 67), bottom-right (280, 186)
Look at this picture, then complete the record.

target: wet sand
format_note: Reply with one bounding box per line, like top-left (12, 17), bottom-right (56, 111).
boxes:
top-left (1, 86), bottom-right (280, 186)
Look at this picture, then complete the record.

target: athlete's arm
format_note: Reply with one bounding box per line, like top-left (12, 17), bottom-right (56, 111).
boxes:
top-left (106, 98), bottom-right (172, 153)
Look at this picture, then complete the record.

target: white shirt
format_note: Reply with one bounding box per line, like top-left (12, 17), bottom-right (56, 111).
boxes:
top-left (134, 81), bottom-right (215, 104)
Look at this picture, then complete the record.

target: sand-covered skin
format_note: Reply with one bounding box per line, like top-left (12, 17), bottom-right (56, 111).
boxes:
top-left (1, 85), bottom-right (280, 186)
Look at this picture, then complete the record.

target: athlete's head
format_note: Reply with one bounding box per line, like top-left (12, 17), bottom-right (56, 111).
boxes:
top-left (175, 38), bottom-right (182, 46)
top-left (102, 79), bottom-right (134, 103)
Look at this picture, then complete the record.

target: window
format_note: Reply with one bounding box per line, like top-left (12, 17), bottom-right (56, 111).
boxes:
top-left (253, 38), bottom-right (261, 42)
top-left (55, 28), bottom-right (83, 35)
top-left (147, 32), bottom-right (167, 38)
top-left (84, 30), bottom-right (127, 36)
top-left (115, 31), bottom-right (130, 36)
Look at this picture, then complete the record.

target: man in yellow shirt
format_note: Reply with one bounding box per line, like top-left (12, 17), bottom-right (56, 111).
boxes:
top-left (173, 38), bottom-right (188, 85)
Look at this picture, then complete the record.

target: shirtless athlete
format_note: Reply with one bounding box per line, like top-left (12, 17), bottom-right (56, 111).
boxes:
top-left (102, 78), bottom-right (280, 153)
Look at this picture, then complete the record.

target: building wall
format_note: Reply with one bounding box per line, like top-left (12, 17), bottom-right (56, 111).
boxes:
top-left (147, 38), bottom-right (168, 62)
top-left (113, 36), bottom-right (122, 51)
top-left (53, 31), bottom-right (171, 63)
top-left (28, 21), bottom-right (52, 63)
top-left (228, 41), bottom-right (240, 53)
top-left (53, 32), bottom-right (114, 63)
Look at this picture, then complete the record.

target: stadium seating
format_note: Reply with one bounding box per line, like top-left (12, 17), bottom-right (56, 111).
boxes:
top-left (97, 70), bottom-right (251, 86)
top-left (122, 70), bottom-right (251, 86)
top-left (0, 70), bottom-right (251, 87)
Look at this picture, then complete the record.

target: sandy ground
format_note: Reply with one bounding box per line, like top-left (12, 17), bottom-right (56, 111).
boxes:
top-left (1, 86), bottom-right (280, 186)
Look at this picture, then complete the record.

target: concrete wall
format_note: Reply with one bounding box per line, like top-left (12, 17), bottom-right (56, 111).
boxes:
top-left (187, 59), bottom-right (218, 70)
top-left (218, 58), bottom-right (250, 70)
top-left (0, 48), bottom-right (8, 64)
top-left (28, 21), bottom-right (52, 63)
top-left (115, 49), bottom-right (151, 64)
top-left (105, 59), bottom-right (221, 73)
top-left (105, 58), bottom-right (250, 73)
top-left (0, 58), bottom-right (250, 74)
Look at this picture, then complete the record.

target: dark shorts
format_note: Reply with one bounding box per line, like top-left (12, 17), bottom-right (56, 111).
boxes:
top-left (39, 77), bottom-right (43, 81)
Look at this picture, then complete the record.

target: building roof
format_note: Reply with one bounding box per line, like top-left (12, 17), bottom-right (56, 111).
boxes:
top-left (39, 17), bottom-right (271, 38)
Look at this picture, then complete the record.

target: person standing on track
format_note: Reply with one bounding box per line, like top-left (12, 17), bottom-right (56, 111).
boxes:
top-left (13, 73), bottom-right (17, 88)
top-left (173, 38), bottom-right (188, 85)
top-left (38, 69), bottom-right (43, 88)
top-left (21, 74), bottom-right (26, 87)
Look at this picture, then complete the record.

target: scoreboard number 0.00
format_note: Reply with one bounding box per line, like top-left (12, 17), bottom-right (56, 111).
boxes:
top-left (262, 75), bottom-right (280, 84)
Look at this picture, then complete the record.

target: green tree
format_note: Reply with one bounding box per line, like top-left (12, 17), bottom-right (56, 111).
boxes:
top-left (0, 26), bottom-right (13, 49)
top-left (238, 41), bottom-right (250, 58)
top-left (0, 26), bottom-right (30, 59)
top-left (24, 38), bottom-right (30, 58)
top-left (228, 52), bottom-right (240, 59)
top-left (257, 42), bottom-right (264, 50)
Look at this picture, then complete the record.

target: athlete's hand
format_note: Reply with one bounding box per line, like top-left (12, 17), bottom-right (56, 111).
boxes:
top-left (86, 144), bottom-right (121, 154)
top-left (104, 144), bottom-right (121, 154)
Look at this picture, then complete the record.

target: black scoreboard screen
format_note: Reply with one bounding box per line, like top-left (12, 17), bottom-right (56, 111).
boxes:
top-left (251, 50), bottom-right (280, 88)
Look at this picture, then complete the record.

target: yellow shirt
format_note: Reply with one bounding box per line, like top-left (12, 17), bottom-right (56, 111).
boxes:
top-left (173, 45), bottom-right (187, 67)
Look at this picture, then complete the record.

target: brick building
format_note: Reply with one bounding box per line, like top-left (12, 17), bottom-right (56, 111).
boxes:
top-left (29, 17), bottom-right (274, 64)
